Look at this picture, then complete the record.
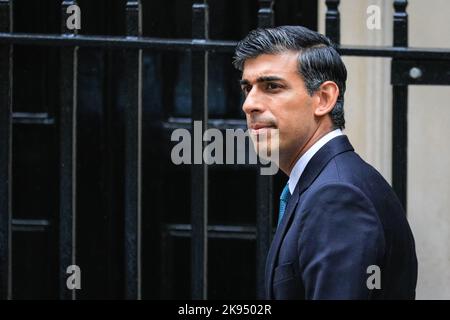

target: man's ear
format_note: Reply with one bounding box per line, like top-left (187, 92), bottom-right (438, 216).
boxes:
top-left (313, 81), bottom-right (339, 117)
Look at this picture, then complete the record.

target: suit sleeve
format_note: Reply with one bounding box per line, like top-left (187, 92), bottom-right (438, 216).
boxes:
top-left (297, 182), bottom-right (385, 299)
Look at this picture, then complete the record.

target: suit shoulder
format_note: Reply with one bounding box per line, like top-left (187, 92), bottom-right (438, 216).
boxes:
top-left (332, 151), bottom-right (389, 184)
top-left (301, 181), bottom-right (377, 215)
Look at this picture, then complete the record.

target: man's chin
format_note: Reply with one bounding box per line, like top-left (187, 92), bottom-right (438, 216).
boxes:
top-left (253, 145), bottom-right (279, 164)
top-left (248, 128), bottom-right (280, 165)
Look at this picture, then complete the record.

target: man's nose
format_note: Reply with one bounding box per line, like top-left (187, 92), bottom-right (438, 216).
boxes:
top-left (242, 90), bottom-right (266, 114)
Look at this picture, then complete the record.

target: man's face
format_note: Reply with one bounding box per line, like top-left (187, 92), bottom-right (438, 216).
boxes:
top-left (240, 51), bottom-right (318, 172)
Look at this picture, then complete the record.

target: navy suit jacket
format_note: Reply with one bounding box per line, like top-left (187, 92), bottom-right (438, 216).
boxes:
top-left (265, 135), bottom-right (417, 299)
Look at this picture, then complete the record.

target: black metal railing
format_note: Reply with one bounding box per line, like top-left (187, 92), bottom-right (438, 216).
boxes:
top-left (59, 0), bottom-right (78, 300)
top-left (0, 0), bottom-right (13, 301)
top-left (190, 1), bottom-right (209, 300)
top-left (1, 0), bottom-right (450, 300)
top-left (124, 0), bottom-right (142, 300)
top-left (392, 0), bottom-right (409, 210)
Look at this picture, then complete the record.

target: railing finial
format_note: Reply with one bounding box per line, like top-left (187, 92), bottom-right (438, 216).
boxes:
top-left (393, 0), bottom-right (408, 47)
top-left (325, 0), bottom-right (341, 45)
top-left (258, 0), bottom-right (274, 28)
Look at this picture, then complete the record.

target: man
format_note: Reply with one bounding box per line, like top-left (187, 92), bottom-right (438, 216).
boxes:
top-left (234, 26), bottom-right (417, 299)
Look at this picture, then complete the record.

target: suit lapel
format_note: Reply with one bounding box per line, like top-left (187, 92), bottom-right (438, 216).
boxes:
top-left (265, 178), bottom-right (300, 298)
top-left (265, 135), bottom-right (354, 298)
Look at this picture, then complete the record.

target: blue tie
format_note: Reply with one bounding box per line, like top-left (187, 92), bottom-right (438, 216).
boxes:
top-left (278, 184), bottom-right (291, 226)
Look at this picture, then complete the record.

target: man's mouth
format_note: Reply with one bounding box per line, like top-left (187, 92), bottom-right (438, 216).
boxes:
top-left (249, 123), bottom-right (277, 135)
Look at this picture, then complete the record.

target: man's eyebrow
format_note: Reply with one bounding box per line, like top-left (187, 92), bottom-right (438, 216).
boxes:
top-left (239, 79), bottom-right (250, 86)
top-left (239, 76), bottom-right (285, 86)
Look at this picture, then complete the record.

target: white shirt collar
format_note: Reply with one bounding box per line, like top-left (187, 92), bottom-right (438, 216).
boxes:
top-left (287, 129), bottom-right (343, 194)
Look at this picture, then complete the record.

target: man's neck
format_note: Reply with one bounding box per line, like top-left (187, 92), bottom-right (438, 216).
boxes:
top-left (285, 128), bottom-right (343, 194)
top-left (283, 125), bottom-right (335, 176)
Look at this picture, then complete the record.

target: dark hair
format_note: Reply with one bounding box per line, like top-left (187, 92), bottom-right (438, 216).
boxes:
top-left (233, 26), bottom-right (347, 129)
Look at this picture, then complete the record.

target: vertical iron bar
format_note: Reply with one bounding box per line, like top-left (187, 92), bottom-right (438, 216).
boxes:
top-left (191, 0), bottom-right (209, 300)
top-left (325, 0), bottom-right (341, 44)
top-left (256, 0), bottom-right (274, 300)
top-left (160, 230), bottom-right (173, 299)
top-left (59, 0), bottom-right (78, 300)
top-left (392, 0), bottom-right (408, 210)
top-left (124, 0), bottom-right (142, 300)
top-left (0, 0), bottom-right (13, 300)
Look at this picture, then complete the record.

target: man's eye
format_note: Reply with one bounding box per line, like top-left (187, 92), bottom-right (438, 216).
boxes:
top-left (266, 83), bottom-right (281, 90)
top-left (241, 85), bottom-right (251, 95)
